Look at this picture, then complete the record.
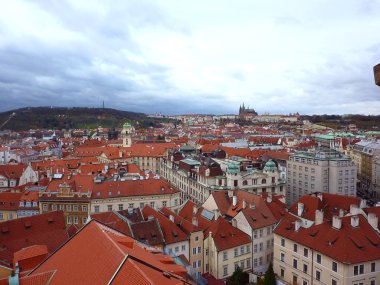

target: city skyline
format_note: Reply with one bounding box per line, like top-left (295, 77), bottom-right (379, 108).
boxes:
top-left (0, 0), bottom-right (380, 115)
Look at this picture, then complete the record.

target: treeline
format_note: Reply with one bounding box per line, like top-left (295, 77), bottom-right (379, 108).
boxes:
top-left (0, 107), bottom-right (173, 131)
top-left (302, 114), bottom-right (380, 130)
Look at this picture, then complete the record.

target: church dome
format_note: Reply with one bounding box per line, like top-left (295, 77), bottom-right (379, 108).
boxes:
top-left (264, 160), bottom-right (277, 172)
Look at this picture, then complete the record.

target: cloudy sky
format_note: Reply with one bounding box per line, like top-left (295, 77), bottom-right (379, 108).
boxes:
top-left (0, 0), bottom-right (380, 115)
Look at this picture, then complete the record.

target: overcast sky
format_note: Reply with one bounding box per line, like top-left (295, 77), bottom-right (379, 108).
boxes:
top-left (0, 0), bottom-right (380, 115)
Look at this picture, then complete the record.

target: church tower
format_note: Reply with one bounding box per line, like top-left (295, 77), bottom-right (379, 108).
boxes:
top-left (121, 122), bottom-right (133, 147)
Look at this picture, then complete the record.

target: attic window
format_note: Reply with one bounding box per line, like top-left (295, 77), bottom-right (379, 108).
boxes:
top-left (261, 213), bottom-right (268, 219)
top-left (151, 232), bottom-right (157, 238)
top-left (47, 217), bottom-right (54, 223)
top-left (327, 237), bottom-right (338, 246)
top-left (24, 221), bottom-right (32, 228)
top-left (251, 217), bottom-right (257, 222)
top-left (350, 238), bottom-right (364, 250)
top-left (172, 230), bottom-right (178, 237)
top-left (366, 236), bottom-right (379, 247)
top-left (309, 230), bottom-right (319, 237)
top-left (220, 232), bottom-right (226, 238)
top-left (1, 227), bottom-right (9, 233)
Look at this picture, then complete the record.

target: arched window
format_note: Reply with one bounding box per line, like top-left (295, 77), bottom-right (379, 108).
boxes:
top-left (243, 180), bottom-right (248, 186)
top-left (262, 178), bottom-right (267, 184)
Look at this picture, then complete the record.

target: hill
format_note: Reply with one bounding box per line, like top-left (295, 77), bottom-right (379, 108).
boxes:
top-left (0, 107), bottom-right (172, 131)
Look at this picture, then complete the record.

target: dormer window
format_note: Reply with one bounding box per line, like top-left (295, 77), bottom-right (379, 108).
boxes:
top-left (26, 202), bottom-right (31, 207)
top-left (19, 201), bottom-right (24, 207)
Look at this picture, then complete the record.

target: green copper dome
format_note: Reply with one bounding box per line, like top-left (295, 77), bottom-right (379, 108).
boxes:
top-left (264, 160), bottom-right (277, 171)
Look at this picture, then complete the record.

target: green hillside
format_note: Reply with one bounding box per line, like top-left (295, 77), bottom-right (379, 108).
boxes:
top-left (0, 107), bottom-right (172, 131)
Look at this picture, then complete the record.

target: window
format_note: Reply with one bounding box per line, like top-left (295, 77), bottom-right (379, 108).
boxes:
top-left (198, 246), bottom-right (201, 254)
top-left (43, 204), bottom-right (48, 211)
top-left (140, 203), bottom-right (144, 209)
top-left (182, 245), bottom-right (185, 251)
top-left (205, 249), bottom-right (208, 256)
top-left (371, 262), bottom-right (376, 272)
top-left (259, 229), bottom-right (263, 237)
top-left (303, 281), bottom-right (308, 285)
top-left (52, 204), bottom-right (57, 211)
top-left (59, 204), bottom-right (65, 210)
top-left (316, 270), bottom-right (321, 281)
top-left (281, 238), bottom-right (285, 246)
top-left (118, 204), bottom-right (123, 211)
top-left (73, 216), bottom-right (78, 224)
top-left (246, 245), bottom-right (250, 253)
top-left (280, 253), bottom-right (285, 262)
top-left (293, 259), bottom-right (297, 269)
top-left (193, 261), bottom-right (196, 269)
top-left (303, 264), bottom-right (308, 273)
top-left (304, 248), bottom-right (308, 257)
top-left (162, 201), bottom-right (167, 207)
top-left (293, 244), bottom-right (298, 252)
top-left (107, 205), bottom-right (112, 212)
top-left (332, 261), bottom-right (337, 272)
top-left (240, 246), bottom-right (244, 255)
top-left (73, 205), bottom-right (78, 212)
top-left (205, 263), bottom-right (209, 272)
top-left (240, 260), bottom-right (244, 269)
top-left (67, 216), bottom-right (72, 224)
top-left (259, 257), bottom-right (262, 266)
top-left (254, 258), bottom-right (258, 267)
top-left (94, 205), bottom-right (99, 213)
top-left (246, 258), bottom-right (251, 268)
top-left (193, 248), bottom-right (196, 255)
top-left (254, 244), bottom-right (257, 253)
top-left (280, 268), bottom-right (284, 277)
top-left (259, 243), bottom-right (263, 251)
top-left (174, 246), bottom-right (179, 253)
top-left (66, 205), bottom-right (72, 211)
top-left (223, 251), bottom-right (228, 261)
top-left (82, 205), bottom-right (87, 212)
top-left (370, 280), bottom-right (376, 285)
top-left (82, 217), bottom-right (87, 224)
top-left (150, 201), bottom-right (155, 208)
top-left (316, 254), bottom-right (321, 264)
top-left (223, 265), bottom-right (228, 276)
top-left (234, 248), bottom-right (238, 257)
top-left (354, 264), bottom-right (364, 275)
top-left (332, 280), bottom-right (337, 285)
top-left (253, 230), bottom-right (257, 238)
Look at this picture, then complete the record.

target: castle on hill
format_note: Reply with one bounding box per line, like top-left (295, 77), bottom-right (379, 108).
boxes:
top-left (239, 103), bottom-right (258, 116)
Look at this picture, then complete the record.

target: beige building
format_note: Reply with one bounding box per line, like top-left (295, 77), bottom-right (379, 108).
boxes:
top-left (90, 178), bottom-right (181, 213)
top-left (287, 148), bottom-right (357, 205)
top-left (274, 194), bottom-right (380, 285)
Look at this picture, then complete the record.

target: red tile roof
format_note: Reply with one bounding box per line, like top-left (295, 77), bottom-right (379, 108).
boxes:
top-left (92, 179), bottom-right (179, 199)
top-left (0, 211), bottom-right (69, 266)
top-left (142, 206), bottom-right (188, 244)
top-left (206, 217), bottom-right (251, 251)
top-left (275, 213), bottom-right (380, 264)
top-left (0, 164), bottom-right (27, 180)
top-left (0, 192), bottom-right (23, 211)
top-left (27, 220), bottom-right (191, 284)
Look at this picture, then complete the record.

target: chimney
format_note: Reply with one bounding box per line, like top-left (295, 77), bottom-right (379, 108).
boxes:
top-left (315, 210), bottom-right (324, 225)
top-left (228, 190), bottom-right (234, 198)
top-left (267, 193), bottom-right (272, 203)
top-left (351, 215), bottom-right (359, 227)
top-left (192, 216), bottom-right (198, 227)
top-left (339, 209), bottom-right (344, 217)
top-left (232, 218), bottom-right (237, 227)
top-left (368, 213), bottom-right (378, 230)
top-left (332, 215), bottom-right (342, 230)
top-left (317, 193), bottom-right (323, 201)
top-left (242, 199), bottom-right (247, 209)
top-left (169, 215), bottom-right (174, 223)
top-left (295, 220), bottom-right (302, 231)
top-left (250, 202), bottom-right (256, 209)
top-left (119, 151), bottom-right (123, 158)
top-left (8, 262), bottom-right (19, 285)
top-left (193, 205), bottom-right (198, 215)
top-left (213, 209), bottom-right (220, 220)
top-left (350, 204), bottom-right (359, 215)
top-left (232, 195), bottom-right (237, 206)
top-left (297, 203), bottom-right (304, 216)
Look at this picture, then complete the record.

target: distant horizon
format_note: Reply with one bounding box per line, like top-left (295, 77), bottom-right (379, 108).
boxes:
top-left (0, 105), bottom-right (379, 117)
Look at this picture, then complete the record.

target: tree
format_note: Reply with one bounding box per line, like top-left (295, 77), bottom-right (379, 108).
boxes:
top-left (264, 262), bottom-right (276, 285)
top-left (226, 267), bottom-right (249, 285)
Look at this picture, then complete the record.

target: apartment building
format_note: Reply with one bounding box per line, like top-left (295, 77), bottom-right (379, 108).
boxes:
top-left (274, 194), bottom-right (380, 285)
top-left (90, 178), bottom-right (181, 213)
top-left (287, 148), bottom-right (356, 204)
top-left (39, 174), bottom-right (93, 227)
top-left (160, 150), bottom-right (285, 205)
top-left (202, 190), bottom-right (287, 277)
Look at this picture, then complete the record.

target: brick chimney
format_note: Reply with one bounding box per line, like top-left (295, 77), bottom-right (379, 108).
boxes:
top-left (192, 216), bottom-right (198, 227)
top-left (368, 213), bottom-right (378, 230)
top-left (297, 203), bottom-right (304, 216)
top-left (350, 204), bottom-right (359, 215)
top-left (315, 210), bottom-right (324, 225)
top-left (332, 215), bottom-right (342, 230)
top-left (351, 215), bottom-right (359, 227)
top-left (232, 195), bottom-right (237, 206)
top-left (242, 199), bottom-right (247, 209)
